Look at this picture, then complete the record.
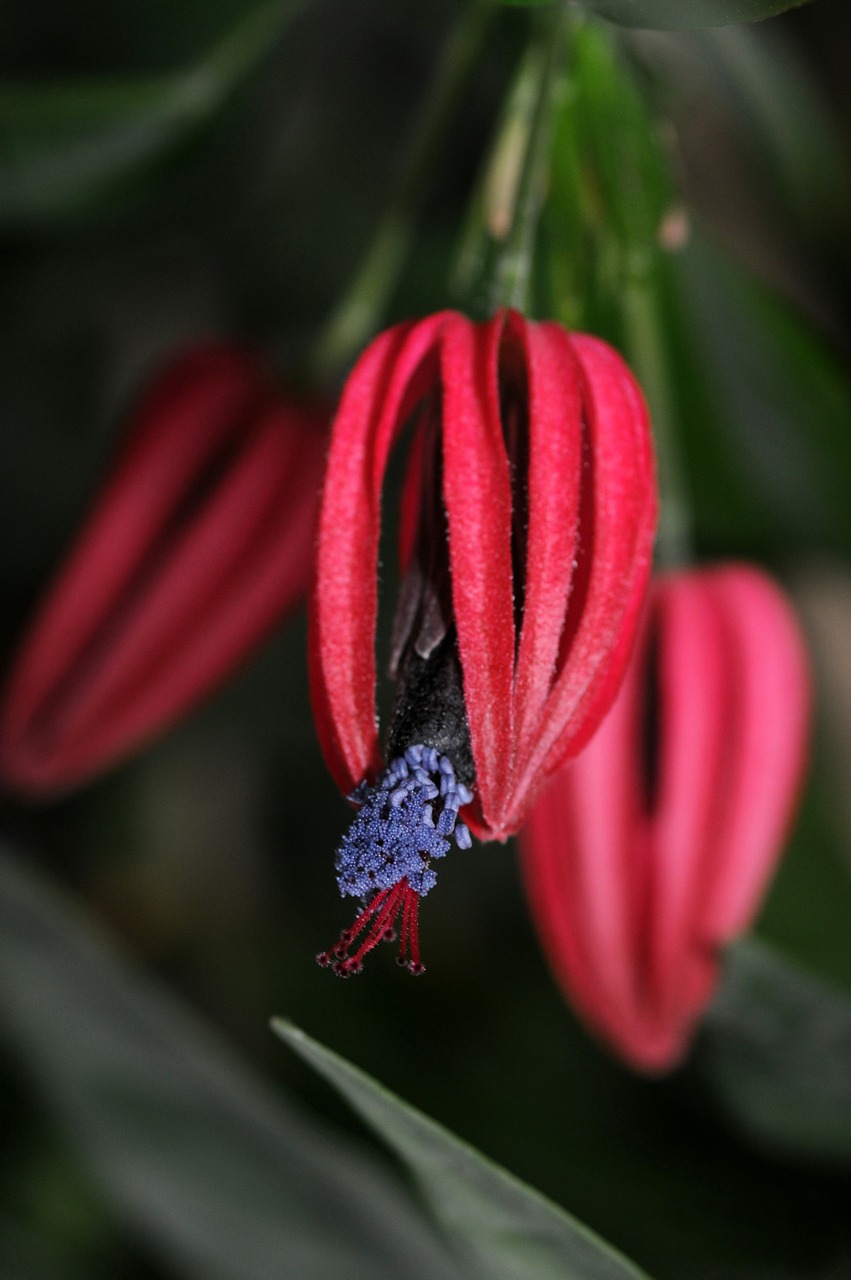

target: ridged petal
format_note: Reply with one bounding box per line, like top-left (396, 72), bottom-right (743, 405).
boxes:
top-left (0, 345), bottom-right (326, 797)
top-left (441, 314), bottom-right (515, 830)
top-left (646, 576), bottom-right (730, 1042)
top-left (698, 567), bottom-right (811, 939)
top-left (507, 332), bottom-right (657, 824)
top-left (520, 565), bottom-right (810, 1073)
top-left (309, 314), bottom-right (453, 794)
top-left (0, 345), bottom-right (263, 751)
top-left (521, 647), bottom-right (650, 1055)
top-left (509, 318), bottom-right (583, 773)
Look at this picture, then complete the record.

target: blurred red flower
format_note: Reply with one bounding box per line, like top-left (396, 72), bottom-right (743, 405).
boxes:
top-left (520, 564), bottom-right (811, 1072)
top-left (0, 343), bottom-right (327, 799)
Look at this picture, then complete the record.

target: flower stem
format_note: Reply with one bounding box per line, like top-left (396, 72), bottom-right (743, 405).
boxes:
top-left (454, 0), bottom-right (570, 319)
top-left (487, 1), bottom-right (569, 315)
top-left (622, 267), bottom-right (693, 569)
top-left (311, 1), bottom-right (493, 385)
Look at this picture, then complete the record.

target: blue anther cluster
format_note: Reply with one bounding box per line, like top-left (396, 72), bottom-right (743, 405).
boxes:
top-left (335, 744), bottom-right (473, 900)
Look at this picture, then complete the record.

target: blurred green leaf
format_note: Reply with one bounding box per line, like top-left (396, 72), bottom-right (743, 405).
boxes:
top-left (0, 0), bottom-right (302, 227)
top-left (541, 19), bottom-right (695, 561)
top-left (690, 25), bottom-right (849, 234)
top-left (0, 1214), bottom-right (87, 1280)
top-left (673, 241), bottom-right (851, 555)
top-left (545, 19), bottom-right (671, 335)
top-left (0, 847), bottom-right (466, 1280)
top-left (274, 1019), bottom-right (653, 1280)
top-left (700, 939), bottom-right (851, 1169)
top-left (576, 0), bottom-right (811, 30)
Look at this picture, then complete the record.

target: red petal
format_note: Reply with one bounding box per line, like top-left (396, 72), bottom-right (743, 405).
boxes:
top-left (309, 314), bottom-right (453, 794)
top-left (646, 575), bottom-right (731, 1037)
top-left (521, 646), bottom-right (652, 1056)
top-left (697, 566), bottom-right (811, 940)
top-left (507, 332), bottom-right (657, 826)
top-left (440, 313), bottom-right (516, 834)
top-left (520, 565), bottom-right (811, 1072)
top-left (0, 346), bottom-right (325, 796)
top-left (0, 345), bottom-right (263, 752)
top-left (509, 317), bottom-right (583, 774)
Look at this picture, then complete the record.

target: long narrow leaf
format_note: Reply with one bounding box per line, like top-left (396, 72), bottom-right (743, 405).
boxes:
top-left (0, 847), bottom-right (465, 1280)
top-left (274, 1019), bottom-right (653, 1280)
top-left (700, 938), bottom-right (851, 1168)
top-left (0, 0), bottom-right (303, 225)
top-left (576, 0), bottom-right (810, 29)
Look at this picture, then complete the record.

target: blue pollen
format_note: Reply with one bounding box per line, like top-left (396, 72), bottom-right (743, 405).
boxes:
top-left (335, 745), bottom-right (473, 901)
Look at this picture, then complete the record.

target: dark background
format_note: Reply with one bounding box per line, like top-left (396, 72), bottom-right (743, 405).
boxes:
top-left (1, 2), bottom-right (850, 1276)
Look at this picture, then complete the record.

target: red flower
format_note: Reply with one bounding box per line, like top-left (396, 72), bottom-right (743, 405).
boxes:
top-left (311, 309), bottom-right (657, 974)
top-left (519, 564), bottom-right (811, 1072)
top-left (0, 343), bottom-right (327, 799)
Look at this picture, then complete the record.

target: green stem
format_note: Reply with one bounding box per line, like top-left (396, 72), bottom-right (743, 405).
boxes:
top-left (622, 268), bottom-right (693, 569)
top-left (487, 1), bottom-right (569, 315)
top-left (311, 0), bottom-right (493, 385)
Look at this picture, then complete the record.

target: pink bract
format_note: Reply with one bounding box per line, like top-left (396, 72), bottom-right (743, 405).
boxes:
top-left (520, 564), bottom-right (811, 1072)
top-left (0, 343), bottom-right (327, 799)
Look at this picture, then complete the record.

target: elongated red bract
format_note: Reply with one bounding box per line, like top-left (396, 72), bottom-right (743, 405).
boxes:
top-left (0, 343), bottom-right (327, 798)
top-left (520, 564), bottom-right (811, 1071)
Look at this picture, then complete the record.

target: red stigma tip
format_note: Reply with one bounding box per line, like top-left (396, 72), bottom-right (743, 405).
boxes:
top-left (318, 878), bottom-right (425, 977)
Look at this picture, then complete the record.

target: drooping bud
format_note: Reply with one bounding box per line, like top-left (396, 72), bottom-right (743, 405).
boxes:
top-left (311, 309), bottom-right (658, 973)
top-left (520, 565), bottom-right (811, 1071)
top-left (0, 342), bottom-right (327, 799)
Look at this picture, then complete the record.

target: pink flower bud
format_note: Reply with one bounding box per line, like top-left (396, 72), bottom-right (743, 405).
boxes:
top-left (0, 343), bottom-right (327, 799)
top-left (520, 564), bottom-right (811, 1072)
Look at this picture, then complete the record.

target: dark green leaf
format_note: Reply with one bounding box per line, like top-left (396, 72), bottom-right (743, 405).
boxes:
top-left (673, 241), bottom-right (851, 556)
top-left (0, 1214), bottom-right (86, 1280)
top-left (274, 1019), bottom-right (653, 1280)
top-left (700, 939), bottom-right (851, 1168)
top-left (690, 25), bottom-right (849, 233)
top-left (544, 19), bottom-right (672, 334)
top-left (0, 0), bottom-right (302, 226)
top-left (576, 0), bottom-right (811, 30)
top-left (0, 847), bottom-right (465, 1280)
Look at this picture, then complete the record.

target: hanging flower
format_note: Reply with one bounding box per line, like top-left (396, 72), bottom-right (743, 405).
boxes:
top-left (0, 342), bottom-right (327, 800)
top-left (519, 564), bottom-right (811, 1072)
top-left (311, 309), bottom-right (657, 975)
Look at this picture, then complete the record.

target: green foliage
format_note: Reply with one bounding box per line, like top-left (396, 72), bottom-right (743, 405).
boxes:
top-left (671, 241), bottom-right (851, 557)
top-left (544, 17), bottom-right (671, 336)
top-left (574, 0), bottom-right (811, 30)
top-left (0, 0), bottom-right (303, 226)
top-left (701, 939), bottom-right (851, 1168)
top-left (0, 848), bottom-right (463, 1280)
top-left (498, 0), bottom-right (813, 27)
top-left (540, 17), bottom-right (851, 563)
top-left (453, 2), bottom-right (569, 317)
top-left (276, 1020), bottom-right (652, 1280)
top-left (688, 24), bottom-right (849, 234)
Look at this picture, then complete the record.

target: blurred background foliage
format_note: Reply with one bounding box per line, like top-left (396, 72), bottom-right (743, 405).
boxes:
top-left (1, 1), bottom-right (851, 1277)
